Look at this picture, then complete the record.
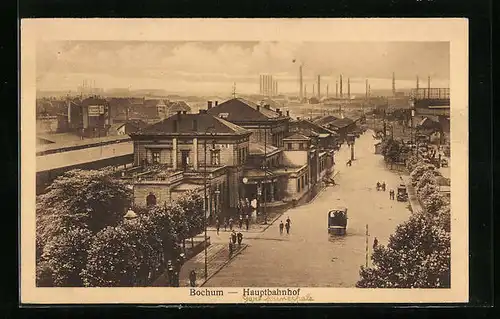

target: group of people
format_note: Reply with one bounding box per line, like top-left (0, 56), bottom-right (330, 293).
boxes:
top-left (279, 216), bottom-right (292, 235)
top-left (228, 230), bottom-right (244, 257)
top-left (376, 181), bottom-right (386, 191)
top-left (215, 214), bottom-right (250, 235)
top-left (376, 181), bottom-right (398, 200)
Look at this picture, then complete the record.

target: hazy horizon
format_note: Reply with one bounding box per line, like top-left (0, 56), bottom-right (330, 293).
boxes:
top-left (37, 41), bottom-right (450, 96)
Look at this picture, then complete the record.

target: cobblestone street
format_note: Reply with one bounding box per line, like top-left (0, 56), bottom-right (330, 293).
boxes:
top-left (204, 130), bottom-right (412, 287)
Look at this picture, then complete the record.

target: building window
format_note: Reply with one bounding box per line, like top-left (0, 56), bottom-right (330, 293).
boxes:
top-left (211, 150), bottom-right (220, 166)
top-left (299, 143), bottom-right (304, 150)
top-left (152, 150), bottom-right (161, 164)
top-left (287, 143), bottom-right (292, 150)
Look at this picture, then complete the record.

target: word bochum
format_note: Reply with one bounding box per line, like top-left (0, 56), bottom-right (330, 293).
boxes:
top-left (190, 288), bottom-right (224, 297)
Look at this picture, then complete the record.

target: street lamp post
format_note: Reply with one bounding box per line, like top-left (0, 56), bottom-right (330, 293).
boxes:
top-left (203, 126), bottom-right (216, 281)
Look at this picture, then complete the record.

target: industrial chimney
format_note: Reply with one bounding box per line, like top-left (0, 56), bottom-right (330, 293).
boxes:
top-left (317, 75), bottom-right (321, 99)
top-left (347, 78), bottom-right (351, 99)
top-left (336, 81), bottom-right (338, 98)
top-left (340, 75), bottom-right (343, 98)
top-left (416, 76), bottom-right (420, 90)
top-left (392, 72), bottom-right (396, 96)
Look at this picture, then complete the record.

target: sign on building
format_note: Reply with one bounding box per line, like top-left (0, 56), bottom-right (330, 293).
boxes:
top-left (88, 105), bottom-right (105, 116)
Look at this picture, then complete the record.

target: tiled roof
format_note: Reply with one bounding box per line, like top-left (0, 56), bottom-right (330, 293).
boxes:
top-left (207, 98), bottom-right (284, 122)
top-left (248, 142), bottom-right (281, 156)
top-left (132, 112), bottom-right (250, 136)
top-left (293, 119), bottom-right (338, 135)
top-left (167, 101), bottom-right (191, 112)
top-left (313, 115), bottom-right (340, 126)
top-left (328, 117), bottom-right (354, 128)
top-left (283, 133), bottom-right (311, 141)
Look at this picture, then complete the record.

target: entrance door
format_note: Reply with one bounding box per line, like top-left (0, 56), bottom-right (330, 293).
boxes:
top-left (181, 150), bottom-right (190, 170)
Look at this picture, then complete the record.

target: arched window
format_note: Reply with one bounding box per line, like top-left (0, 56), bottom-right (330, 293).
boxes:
top-left (146, 192), bottom-right (157, 206)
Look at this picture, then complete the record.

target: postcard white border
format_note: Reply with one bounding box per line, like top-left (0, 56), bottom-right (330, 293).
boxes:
top-left (21, 18), bottom-right (468, 304)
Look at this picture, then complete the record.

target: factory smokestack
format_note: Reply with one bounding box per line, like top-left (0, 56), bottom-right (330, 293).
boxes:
top-left (299, 65), bottom-right (303, 101)
top-left (365, 79), bottom-right (368, 99)
top-left (336, 81), bottom-right (338, 98)
top-left (304, 85), bottom-right (307, 99)
top-left (317, 75), bottom-right (321, 99)
top-left (326, 84), bottom-right (329, 98)
top-left (340, 75), bottom-right (343, 98)
top-left (416, 75), bottom-right (420, 90)
top-left (347, 78), bottom-right (351, 99)
top-left (312, 84), bottom-right (315, 97)
top-left (392, 72), bottom-right (396, 96)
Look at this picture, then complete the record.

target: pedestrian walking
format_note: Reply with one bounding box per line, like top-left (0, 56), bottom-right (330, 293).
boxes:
top-left (228, 240), bottom-right (233, 258)
top-left (189, 270), bottom-right (197, 287)
top-left (229, 217), bottom-right (234, 230)
top-left (223, 217), bottom-right (228, 231)
top-left (285, 221), bottom-right (290, 234)
top-left (373, 237), bottom-right (379, 249)
top-left (245, 214), bottom-right (250, 231)
top-left (382, 182), bottom-right (386, 191)
top-left (279, 221), bottom-right (284, 235)
top-left (286, 216), bottom-right (291, 227)
top-left (237, 232), bottom-right (243, 246)
top-left (238, 215), bottom-right (243, 229)
top-left (216, 219), bottom-right (220, 235)
top-left (376, 181), bottom-right (380, 191)
top-left (231, 230), bottom-right (237, 244)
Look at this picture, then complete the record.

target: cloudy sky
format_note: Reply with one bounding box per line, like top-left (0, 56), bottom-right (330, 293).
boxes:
top-left (36, 41), bottom-right (450, 95)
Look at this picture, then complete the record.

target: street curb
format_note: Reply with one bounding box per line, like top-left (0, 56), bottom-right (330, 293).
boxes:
top-left (199, 244), bottom-right (248, 287)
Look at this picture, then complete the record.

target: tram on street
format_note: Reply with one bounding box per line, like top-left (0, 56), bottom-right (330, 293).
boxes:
top-left (328, 207), bottom-right (348, 236)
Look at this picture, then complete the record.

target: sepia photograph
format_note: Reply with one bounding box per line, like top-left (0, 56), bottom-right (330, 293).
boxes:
top-left (21, 19), bottom-right (468, 304)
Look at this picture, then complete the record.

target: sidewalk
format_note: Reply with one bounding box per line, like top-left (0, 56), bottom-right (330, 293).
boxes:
top-left (152, 242), bottom-right (248, 287)
top-left (401, 175), bottom-right (423, 214)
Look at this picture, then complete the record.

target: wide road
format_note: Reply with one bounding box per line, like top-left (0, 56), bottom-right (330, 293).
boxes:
top-left (204, 131), bottom-right (411, 287)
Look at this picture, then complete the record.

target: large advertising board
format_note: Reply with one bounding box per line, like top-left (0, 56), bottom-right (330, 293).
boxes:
top-left (88, 105), bottom-right (105, 116)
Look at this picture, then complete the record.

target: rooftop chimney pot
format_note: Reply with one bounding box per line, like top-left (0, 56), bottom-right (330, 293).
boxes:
top-left (256, 105), bottom-right (260, 111)
top-left (215, 101), bottom-right (218, 106)
top-left (286, 110), bottom-right (290, 117)
top-left (208, 101), bottom-right (213, 109)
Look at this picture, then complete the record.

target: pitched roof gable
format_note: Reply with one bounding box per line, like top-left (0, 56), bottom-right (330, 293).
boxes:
top-left (207, 98), bottom-right (282, 122)
top-left (132, 113), bottom-right (249, 136)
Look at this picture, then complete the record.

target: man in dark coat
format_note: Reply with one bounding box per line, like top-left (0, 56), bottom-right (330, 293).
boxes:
top-left (189, 270), bottom-right (197, 287)
top-left (216, 218), bottom-right (220, 235)
top-left (237, 232), bottom-right (243, 246)
top-left (285, 221), bottom-right (290, 234)
top-left (245, 215), bottom-right (250, 230)
top-left (279, 221), bottom-right (284, 235)
top-left (231, 230), bottom-right (237, 244)
top-left (238, 215), bottom-right (243, 229)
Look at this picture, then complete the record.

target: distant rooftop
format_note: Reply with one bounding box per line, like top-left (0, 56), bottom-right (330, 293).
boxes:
top-left (207, 98), bottom-right (287, 122)
top-left (131, 112), bottom-right (250, 136)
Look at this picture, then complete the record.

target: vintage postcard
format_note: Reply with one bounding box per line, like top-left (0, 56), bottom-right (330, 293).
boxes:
top-left (21, 18), bottom-right (468, 304)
